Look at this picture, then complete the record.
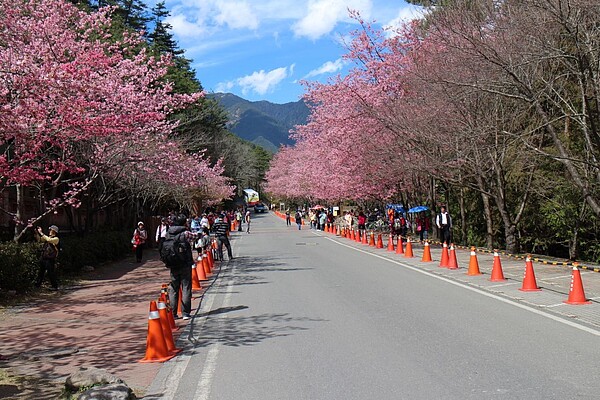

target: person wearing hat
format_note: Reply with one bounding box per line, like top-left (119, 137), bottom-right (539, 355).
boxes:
top-left (35, 225), bottom-right (60, 290)
top-left (132, 221), bottom-right (148, 262)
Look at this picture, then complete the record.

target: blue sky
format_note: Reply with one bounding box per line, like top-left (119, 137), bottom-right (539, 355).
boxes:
top-left (149, 0), bottom-right (423, 104)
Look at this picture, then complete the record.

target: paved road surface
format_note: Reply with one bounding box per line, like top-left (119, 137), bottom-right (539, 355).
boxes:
top-left (146, 213), bottom-right (600, 399)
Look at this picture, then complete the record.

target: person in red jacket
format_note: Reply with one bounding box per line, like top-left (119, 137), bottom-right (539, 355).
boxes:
top-left (416, 212), bottom-right (431, 243)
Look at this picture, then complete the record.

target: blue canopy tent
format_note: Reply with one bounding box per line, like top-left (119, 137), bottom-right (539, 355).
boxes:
top-left (386, 204), bottom-right (405, 214)
top-left (408, 205), bottom-right (430, 213)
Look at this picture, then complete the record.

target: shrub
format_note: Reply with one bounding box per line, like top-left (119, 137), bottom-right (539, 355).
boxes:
top-left (0, 230), bottom-right (132, 293)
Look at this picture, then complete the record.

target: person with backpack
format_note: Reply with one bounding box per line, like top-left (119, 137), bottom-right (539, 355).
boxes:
top-left (161, 215), bottom-right (198, 320)
top-left (35, 225), bottom-right (60, 291)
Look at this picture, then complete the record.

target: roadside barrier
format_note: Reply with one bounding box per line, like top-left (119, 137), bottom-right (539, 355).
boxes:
top-left (564, 266), bottom-right (591, 305)
top-left (421, 241), bottom-right (432, 262)
top-left (447, 244), bottom-right (458, 270)
top-left (387, 234), bottom-right (395, 252)
top-left (157, 298), bottom-right (181, 355)
top-left (519, 255), bottom-right (541, 292)
top-left (490, 250), bottom-right (506, 282)
top-left (404, 238), bottom-right (414, 258)
top-left (466, 247), bottom-right (481, 276)
top-left (439, 242), bottom-right (449, 268)
top-left (396, 236), bottom-right (404, 254)
top-left (139, 300), bottom-right (175, 363)
top-left (191, 261), bottom-right (203, 291)
top-left (376, 234), bottom-right (384, 249)
top-left (160, 292), bottom-right (178, 332)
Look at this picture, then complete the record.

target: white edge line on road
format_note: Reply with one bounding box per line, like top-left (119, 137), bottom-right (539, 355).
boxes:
top-left (194, 247), bottom-right (239, 400)
top-left (317, 233), bottom-right (600, 338)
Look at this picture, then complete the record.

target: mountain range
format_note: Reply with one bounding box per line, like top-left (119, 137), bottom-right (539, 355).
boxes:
top-left (209, 93), bottom-right (310, 153)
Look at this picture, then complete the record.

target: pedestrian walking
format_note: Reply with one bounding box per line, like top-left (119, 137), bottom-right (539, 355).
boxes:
top-left (295, 210), bottom-right (302, 230)
top-left (212, 214), bottom-right (233, 260)
top-left (285, 209), bottom-right (291, 226)
top-left (236, 209), bottom-right (243, 232)
top-left (155, 217), bottom-right (169, 253)
top-left (436, 205), bottom-right (452, 244)
top-left (415, 212), bottom-right (431, 242)
top-left (162, 215), bottom-right (198, 320)
top-left (35, 225), bottom-right (60, 290)
top-left (245, 210), bottom-right (251, 233)
top-left (132, 221), bottom-right (148, 262)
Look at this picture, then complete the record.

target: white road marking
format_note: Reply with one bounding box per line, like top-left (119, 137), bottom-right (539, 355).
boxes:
top-left (193, 248), bottom-right (238, 400)
top-left (319, 234), bottom-right (600, 337)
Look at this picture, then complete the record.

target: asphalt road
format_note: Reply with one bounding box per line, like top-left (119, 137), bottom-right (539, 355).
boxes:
top-left (146, 213), bottom-right (600, 400)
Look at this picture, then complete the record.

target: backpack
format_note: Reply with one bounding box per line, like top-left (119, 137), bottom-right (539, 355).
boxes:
top-left (160, 232), bottom-right (188, 267)
top-left (41, 242), bottom-right (59, 260)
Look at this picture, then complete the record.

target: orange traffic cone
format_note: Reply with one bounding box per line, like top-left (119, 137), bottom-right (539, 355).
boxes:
top-left (369, 232), bottom-right (376, 247)
top-left (202, 254), bottom-right (211, 276)
top-left (387, 234), bottom-right (395, 252)
top-left (196, 258), bottom-right (208, 281)
top-left (160, 292), bottom-right (178, 332)
top-left (421, 241), bottom-right (432, 262)
top-left (177, 286), bottom-right (182, 316)
top-left (361, 231), bottom-right (368, 245)
top-left (376, 234), bottom-right (384, 249)
top-left (157, 298), bottom-right (181, 355)
top-left (139, 301), bottom-right (176, 363)
top-left (439, 242), bottom-right (449, 268)
top-left (489, 250), bottom-right (506, 282)
top-left (466, 247), bottom-right (481, 276)
top-left (396, 236), bottom-right (404, 254)
top-left (519, 255), bottom-right (541, 292)
top-left (207, 250), bottom-right (214, 272)
top-left (404, 238), bottom-right (414, 258)
top-left (447, 244), bottom-right (458, 270)
top-left (191, 262), bottom-right (202, 291)
top-left (564, 265), bottom-right (591, 305)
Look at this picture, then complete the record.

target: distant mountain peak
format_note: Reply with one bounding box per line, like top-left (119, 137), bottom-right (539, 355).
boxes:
top-left (209, 93), bottom-right (309, 152)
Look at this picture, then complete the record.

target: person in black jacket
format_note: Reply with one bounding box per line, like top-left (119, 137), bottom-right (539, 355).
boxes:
top-left (212, 214), bottom-right (233, 260)
top-left (166, 215), bottom-right (198, 320)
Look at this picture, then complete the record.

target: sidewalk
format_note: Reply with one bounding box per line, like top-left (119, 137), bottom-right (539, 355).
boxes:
top-left (0, 249), bottom-right (207, 399)
top-left (325, 231), bottom-right (600, 331)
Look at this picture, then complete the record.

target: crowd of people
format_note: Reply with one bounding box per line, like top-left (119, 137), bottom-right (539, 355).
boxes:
top-left (285, 205), bottom-right (452, 244)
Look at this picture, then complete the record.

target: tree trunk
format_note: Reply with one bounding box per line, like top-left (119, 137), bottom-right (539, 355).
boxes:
top-left (13, 184), bottom-right (24, 242)
top-left (481, 192), bottom-right (494, 249)
top-left (459, 186), bottom-right (467, 245)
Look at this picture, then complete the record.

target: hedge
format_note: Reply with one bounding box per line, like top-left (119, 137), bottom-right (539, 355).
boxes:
top-left (0, 230), bottom-right (132, 293)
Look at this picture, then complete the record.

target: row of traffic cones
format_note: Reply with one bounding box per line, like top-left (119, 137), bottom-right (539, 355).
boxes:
top-left (332, 226), bottom-right (592, 306)
top-left (441, 244), bottom-right (591, 305)
top-left (139, 246), bottom-right (220, 363)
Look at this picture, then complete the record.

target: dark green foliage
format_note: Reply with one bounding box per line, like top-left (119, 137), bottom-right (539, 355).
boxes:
top-left (0, 242), bottom-right (41, 293)
top-left (0, 231), bottom-right (132, 293)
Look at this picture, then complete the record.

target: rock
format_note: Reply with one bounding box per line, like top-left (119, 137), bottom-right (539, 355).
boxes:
top-left (77, 383), bottom-right (136, 400)
top-left (82, 265), bottom-right (95, 272)
top-left (65, 367), bottom-right (123, 392)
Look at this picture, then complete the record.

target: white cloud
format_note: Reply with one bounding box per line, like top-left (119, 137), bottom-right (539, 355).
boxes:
top-left (215, 1), bottom-right (260, 30)
top-left (384, 5), bottom-right (426, 36)
top-left (166, 13), bottom-right (208, 39)
top-left (231, 65), bottom-right (294, 95)
top-left (292, 0), bottom-right (372, 40)
top-left (305, 58), bottom-right (346, 78)
top-left (215, 81), bottom-right (235, 92)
